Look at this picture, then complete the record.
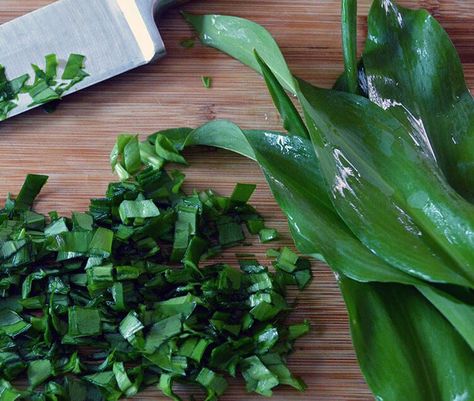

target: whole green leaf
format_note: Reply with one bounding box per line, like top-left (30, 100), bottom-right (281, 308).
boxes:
top-left (340, 277), bottom-right (474, 400)
top-left (184, 13), bottom-right (296, 94)
top-left (254, 51), bottom-right (309, 138)
top-left (363, 0), bottom-right (474, 200)
top-left (299, 81), bottom-right (474, 288)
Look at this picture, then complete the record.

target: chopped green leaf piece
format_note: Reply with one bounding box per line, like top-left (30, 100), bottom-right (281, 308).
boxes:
top-left (196, 368), bottom-right (228, 397)
top-left (119, 199), bottom-right (160, 223)
top-left (240, 356), bottom-right (279, 397)
top-left (28, 359), bottom-right (52, 389)
top-left (179, 337), bottom-right (211, 363)
top-left (259, 228), bottom-right (279, 243)
top-left (255, 325), bottom-right (279, 353)
top-left (275, 247), bottom-right (299, 273)
top-left (288, 321), bottom-right (311, 340)
top-left (159, 374), bottom-right (182, 401)
top-left (67, 307), bottom-right (102, 338)
top-left (119, 311), bottom-right (144, 342)
top-left (113, 362), bottom-right (136, 395)
top-left (15, 174), bottom-right (48, 211)
top-left (89, 227), bottom-right (114, 256)
top-left (218, 220), bottom-right (244, 246)
top-left (246, 218), bottom-right (265, 235)
top-left (0, 379), bottom-right (22, 401)
top-left (261, 353), bottom-right (306, 391)
top-left (201, 76), bottom-right (212, 89)
top-left (145, 315), bottom-right (183, 353)
top-left (231, 183), bottom-right (256, 203)
top-left (62, 54), bottom-right (88, 80)
top-left (0, 310), bottom-right (31, 337)
top-left (72, 212), bottom-right (93, 231)
top-left (180, 38), bottom-right (195, 48)
top-left (154, 134), bottom-right (188, 164)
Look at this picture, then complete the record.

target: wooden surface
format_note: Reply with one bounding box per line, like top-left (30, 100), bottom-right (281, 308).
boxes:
top-left (0, 1), bottom-right (473, 400)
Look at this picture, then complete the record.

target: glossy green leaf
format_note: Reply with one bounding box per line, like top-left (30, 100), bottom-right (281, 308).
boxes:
top-left (184, 13), bottom-right (296, 94)
top-left (363, 0), bottom-right (474, 200)
top-left (299, 82), bottom-right (474, 287)
top-left (254, 51), bottom-right (309, 138)
top-left (340, 277), bottom-right (474, 400)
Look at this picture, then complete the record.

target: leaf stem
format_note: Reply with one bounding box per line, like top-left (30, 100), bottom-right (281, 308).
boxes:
top-left (341, 0), bottom-right (358, 94)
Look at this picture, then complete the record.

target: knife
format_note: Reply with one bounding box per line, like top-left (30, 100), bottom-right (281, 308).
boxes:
top-left (0, 0), bottom-right (186, 120)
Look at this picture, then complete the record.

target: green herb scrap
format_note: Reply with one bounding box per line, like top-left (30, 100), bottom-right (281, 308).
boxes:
top-left (0, 66), bottom-right (29, 120)
top-left (201, 76), bottom-right (212, 89)
top-left (0, 53), bottom-right (88, 120)
top-left (0, 136), bottom-right (311, 400)
top-left (180, 38), bottom-right (196, 49)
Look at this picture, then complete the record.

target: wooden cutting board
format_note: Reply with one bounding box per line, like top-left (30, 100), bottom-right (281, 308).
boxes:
top-left (0, 1), bottom-right (472, 400)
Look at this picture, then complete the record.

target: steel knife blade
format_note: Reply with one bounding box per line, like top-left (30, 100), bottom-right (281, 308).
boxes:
top-left (0, 0), bottom-right (185, 120)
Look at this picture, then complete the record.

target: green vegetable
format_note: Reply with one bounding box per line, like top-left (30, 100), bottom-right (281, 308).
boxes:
top-left (341, 278), bottom-right (474, 399)
top-left (0, 143), bottom-right (309, 400)
top-left (201, 76), bottom-right (212, 88)
top-left (0, 65), bottom-right (28, 120)
top-left (341, 0), bottom-right (358, 94)
top-left (300, 81), bottom-right (474, 288)
top-left (28, 359), bottom-right (52, 389)
top-left (0, 53), bottom-right (88, 120)
top-left (254, 51), bottom-right (308, 138)
top-left (258, 228), bottom-right (278, 243)
top-left (118, 199), bottom-right (160, 223)
top-left (240, 355), bottom-right (279, 396)
top-left (14, 174), bottom-right (48, 211)
top-left (67, 306), bottom-right (102, 338)
top-left (179, 38), bottom-right (195, 48)
top-left (363, 0), bottom-right (474, 201)
top-left (182, 3), bottom-right (474, 400)
top-left (26, 53), bottom-right (89, 106)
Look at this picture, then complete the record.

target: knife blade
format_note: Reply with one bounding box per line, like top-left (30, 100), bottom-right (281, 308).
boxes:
top-left (0, 0), bottom-right (185, 120)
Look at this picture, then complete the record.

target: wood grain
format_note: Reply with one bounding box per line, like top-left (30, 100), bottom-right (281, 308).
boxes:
top-left (0, 1), bottom-right (473, 400)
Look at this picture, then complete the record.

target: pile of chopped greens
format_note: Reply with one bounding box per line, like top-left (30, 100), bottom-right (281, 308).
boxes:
top-left (120, 0), bottom-right (474, 399)
top-left (0, 53), bottom-right (88, 120)
top-left (0, 135), bottom-right (311, 400)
